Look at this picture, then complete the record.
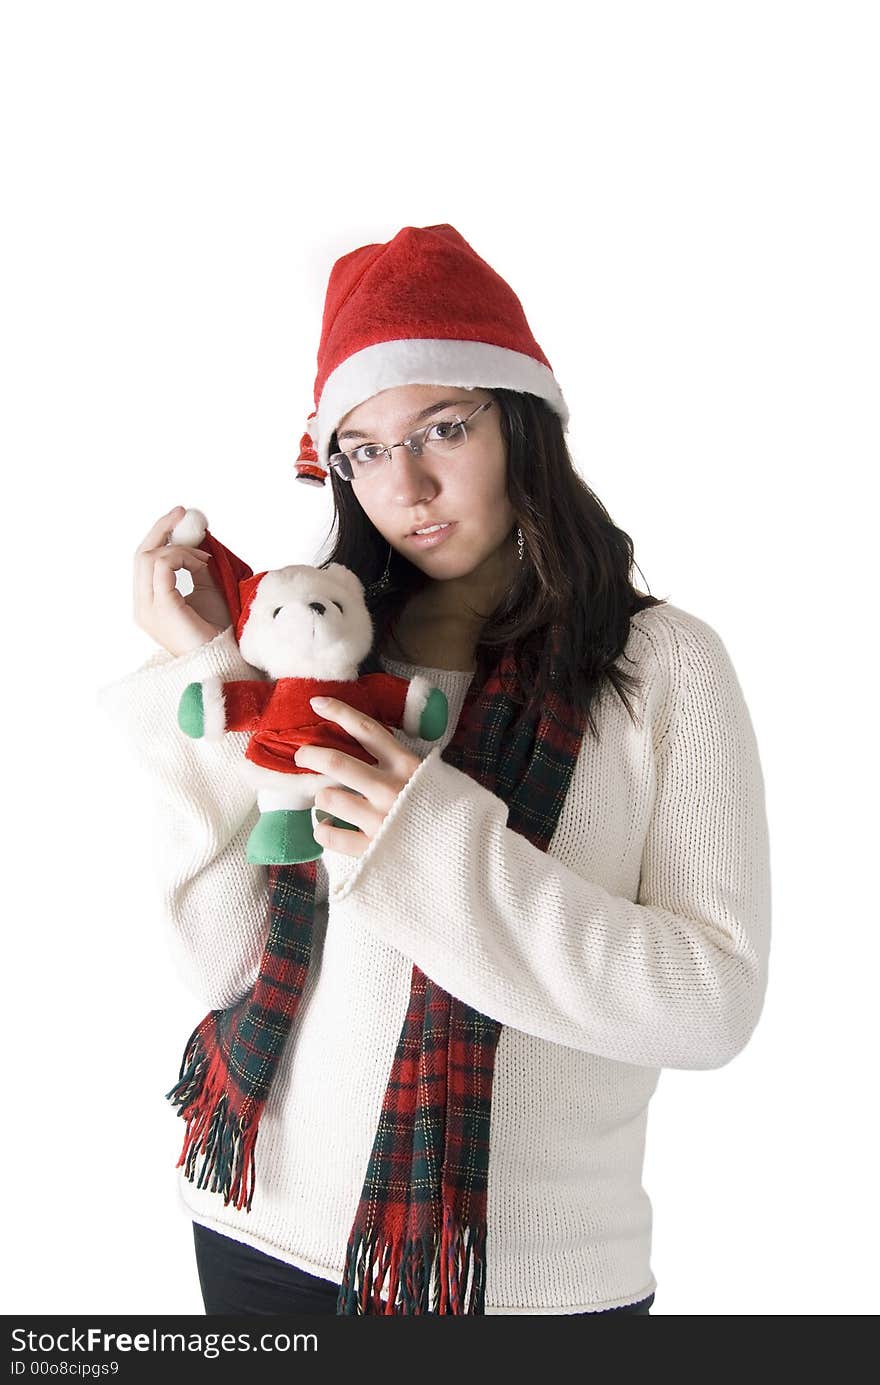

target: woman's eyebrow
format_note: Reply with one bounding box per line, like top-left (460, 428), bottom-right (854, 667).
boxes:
top-left (337, 399), bottom-right (471, 443)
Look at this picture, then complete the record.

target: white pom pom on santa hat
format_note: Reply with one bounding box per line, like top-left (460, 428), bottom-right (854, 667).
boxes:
top-left (170, 507), bottom-right (209, 548)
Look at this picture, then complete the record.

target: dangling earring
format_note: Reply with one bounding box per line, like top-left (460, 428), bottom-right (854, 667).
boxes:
top-left (516, 525), bottom-right (524, 562)
top-left (365, 541), bottom-right (393, 599)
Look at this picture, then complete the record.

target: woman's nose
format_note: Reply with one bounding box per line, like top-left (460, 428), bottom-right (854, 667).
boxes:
top-left (387, 444), bottom-right (439, 502)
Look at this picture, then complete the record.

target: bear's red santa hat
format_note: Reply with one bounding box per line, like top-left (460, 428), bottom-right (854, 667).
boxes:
top-left (170, 508), bottom-right (266, 643)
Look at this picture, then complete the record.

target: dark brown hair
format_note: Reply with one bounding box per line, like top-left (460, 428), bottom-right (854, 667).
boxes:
top-left (316, 388), bottom-right (668, 742)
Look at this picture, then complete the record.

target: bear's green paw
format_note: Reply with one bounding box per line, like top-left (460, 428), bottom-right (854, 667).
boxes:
top-left (418, 687), bottom-right (449, 740)
top-left (178, 682), bottom-right (205, 738)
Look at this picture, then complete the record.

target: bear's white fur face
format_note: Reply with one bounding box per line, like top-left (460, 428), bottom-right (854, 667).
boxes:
top-left (238, 563), bottom-right (374, 681)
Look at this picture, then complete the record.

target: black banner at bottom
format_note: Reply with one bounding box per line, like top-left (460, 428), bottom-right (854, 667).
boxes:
top-left (6, 1311), bottom-right (652, 1378)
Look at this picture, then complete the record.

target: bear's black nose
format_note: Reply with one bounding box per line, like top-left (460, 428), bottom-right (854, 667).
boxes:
top-left (308, 601), bottom-right (326, 616)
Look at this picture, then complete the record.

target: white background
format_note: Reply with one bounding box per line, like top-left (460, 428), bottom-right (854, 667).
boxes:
top-left (3, 0), bottom-right (877, 1316)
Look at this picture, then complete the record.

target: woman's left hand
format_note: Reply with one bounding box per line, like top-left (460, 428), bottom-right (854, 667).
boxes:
top-left (294, 696), bottom-right (422, 857)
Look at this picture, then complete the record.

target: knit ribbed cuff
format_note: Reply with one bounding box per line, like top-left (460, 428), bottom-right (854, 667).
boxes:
top-left (323, 745), bottom-right (508, 907)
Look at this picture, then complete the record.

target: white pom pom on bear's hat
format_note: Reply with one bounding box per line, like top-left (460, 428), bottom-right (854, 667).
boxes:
top-left (167, 507), bottom-right (258, 641)
top-left (170, 507), bottom-right (209, 548)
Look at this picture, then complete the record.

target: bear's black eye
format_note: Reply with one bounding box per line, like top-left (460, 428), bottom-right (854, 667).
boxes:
top-left (333, 601), bottom-right (343, 613)
top-left (273, 607), bottom-right (282, 618)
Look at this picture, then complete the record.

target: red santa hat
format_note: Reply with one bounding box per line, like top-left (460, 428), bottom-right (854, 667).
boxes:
top-left (170, 508), bottom-right (266, 643)
top-left (294, 223), bottom-right (570, 485)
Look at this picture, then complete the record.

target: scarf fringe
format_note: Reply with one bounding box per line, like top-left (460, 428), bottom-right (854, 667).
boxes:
top-left (336, 1205), bottom-right (487, 1314)
top-left (164, 1019), bottom-right (257, 1212)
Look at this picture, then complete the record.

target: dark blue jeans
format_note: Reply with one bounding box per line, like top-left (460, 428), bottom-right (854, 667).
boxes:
top-left (192, 1222), bottom-right (654, 1315)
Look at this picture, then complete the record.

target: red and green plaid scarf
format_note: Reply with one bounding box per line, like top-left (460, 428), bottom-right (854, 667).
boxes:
top-left (166, 624), bottom-right (585, 1313)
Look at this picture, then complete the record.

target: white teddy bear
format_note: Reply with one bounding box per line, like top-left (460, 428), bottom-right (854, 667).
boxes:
top-left (172, 511), bottom-right (449, 866)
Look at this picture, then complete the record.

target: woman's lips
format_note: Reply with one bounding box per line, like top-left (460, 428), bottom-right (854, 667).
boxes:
top-left (405, 521), bottom-right (458, 549)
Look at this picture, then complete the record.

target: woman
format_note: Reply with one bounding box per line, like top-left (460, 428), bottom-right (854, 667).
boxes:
top-left (99, 223), bottom-right (771, 1315)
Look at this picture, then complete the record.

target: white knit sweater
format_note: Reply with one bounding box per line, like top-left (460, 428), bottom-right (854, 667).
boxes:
top-left (97, 600), bottom-right (771, 1314)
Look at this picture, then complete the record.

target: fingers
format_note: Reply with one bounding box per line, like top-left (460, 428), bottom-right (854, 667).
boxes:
top-left (314, 787), bottom-right (371, 834)
top-left (146, 544), bottom-right (212, 608)
top-left (309, 700), bottom-right (423, 803)
top-left (131, 507), bottom-right (227, 654)
top-left (135, 505), bottom-right (187, 556)
top-left (312, 701), bottom-right (399, 756)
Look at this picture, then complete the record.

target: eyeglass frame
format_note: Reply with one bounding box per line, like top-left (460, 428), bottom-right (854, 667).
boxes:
top-left (327, 399), bottom-right (495, 482)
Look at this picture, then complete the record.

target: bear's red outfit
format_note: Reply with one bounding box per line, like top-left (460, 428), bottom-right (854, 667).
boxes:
top-left (220, 672), bottom-right (412, 775)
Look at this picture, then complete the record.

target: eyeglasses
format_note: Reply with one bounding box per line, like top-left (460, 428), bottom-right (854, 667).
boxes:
top-left (328, 399), bottom-right (494, 483)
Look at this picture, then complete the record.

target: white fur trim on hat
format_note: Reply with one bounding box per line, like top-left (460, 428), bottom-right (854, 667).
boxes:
top-left (314, 339), bottom-right (570, 469)
top-left (200, 675), bottom-right (227, 740)
top-left (402, 675), bottom-right (434, 738)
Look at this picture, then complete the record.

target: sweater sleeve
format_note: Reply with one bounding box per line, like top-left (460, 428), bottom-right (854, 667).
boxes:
top-left (96, 625), bottom-right (271, 1010)
top-left (324, 613), bottom-right (772, 1071)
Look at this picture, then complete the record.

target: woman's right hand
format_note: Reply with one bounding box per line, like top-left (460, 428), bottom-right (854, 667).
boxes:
top-left (134, 505), bottom-right (233, 657)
